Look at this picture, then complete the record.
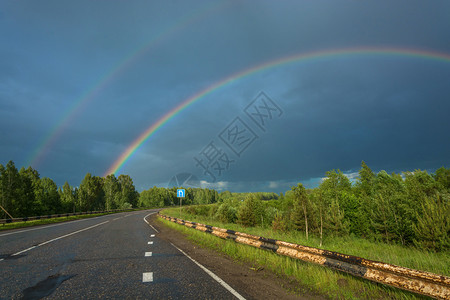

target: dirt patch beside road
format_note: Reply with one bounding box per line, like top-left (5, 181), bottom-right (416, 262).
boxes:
top-left (146, 213), bottom-right (327, 300)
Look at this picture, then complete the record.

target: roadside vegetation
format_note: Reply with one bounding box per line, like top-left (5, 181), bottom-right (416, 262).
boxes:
top-left (158, 217), bottom-right (429, 300)
top-left (0, 160), bottom-right (220, 220)
top-left (0, 160), bottom-right (141, 219)
top-left (159, 162), bottom-right (449, 299)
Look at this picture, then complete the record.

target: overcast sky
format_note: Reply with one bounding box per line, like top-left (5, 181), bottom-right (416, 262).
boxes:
top-left (1, 1), bottom-right (449, 192)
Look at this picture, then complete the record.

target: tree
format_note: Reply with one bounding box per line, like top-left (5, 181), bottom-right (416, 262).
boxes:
top-left (237, 194), bottom-right (263, 227)
top-left (103, 174), bottom-right (121, 210)
top-left (19, 167), bottom-right (40, 216)
top-left (215, 200), bottom-right (237, 223)
top-left (78, 173), bottom-right (104, 211)
top-left (357, 161), bottom-right (375, 197)
top-left (34, 177), bottom-right (61, 215)
top-left (319, 170), bottom-right (352, 237)
top-left (291, 183), bottom-right (309, 239)
top-left (413, 193), bottom-right (449, 251)
top-left (310, 189), bottom-right (327, 246)
top-left (59, 182), bottom-right (76, 213)
top-left (434, 167), bottom-right (450, 191)
top-left (118, 174), bottom-right (138, 208)
top-left (0, 161), bottom-right (22, 217)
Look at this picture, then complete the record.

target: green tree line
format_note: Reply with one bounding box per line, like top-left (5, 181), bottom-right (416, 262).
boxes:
top-left (0, 160), bottom-right (139, 218)
top-left (139, 186), bottom-right (219, 207)
top-left (210, 162), bottom-right (449, 252)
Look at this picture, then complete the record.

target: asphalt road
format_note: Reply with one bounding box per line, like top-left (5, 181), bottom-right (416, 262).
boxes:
top-left (0, 210), bottom-right (245, 299)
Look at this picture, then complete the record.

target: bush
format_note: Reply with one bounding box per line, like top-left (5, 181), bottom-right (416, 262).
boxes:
top-left (215, 202), bottom-right (237, 223)
top-left (272, 212), bottom-right (291, 232)
top-left (237, 194), bottom-right (263, 227)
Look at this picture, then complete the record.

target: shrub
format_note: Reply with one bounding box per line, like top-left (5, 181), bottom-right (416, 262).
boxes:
top-left (237, 194), bottom-right (263, 227)
top-left (215, 202), bottom-right (237, 223)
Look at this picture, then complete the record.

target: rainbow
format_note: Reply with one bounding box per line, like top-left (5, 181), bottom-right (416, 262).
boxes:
top-left (104, 46), bottom-right (450, 176)
top-left (26, 1), bottom-right (228, 168)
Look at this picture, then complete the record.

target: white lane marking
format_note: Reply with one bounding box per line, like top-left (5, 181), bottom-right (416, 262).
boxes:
top-left (8, 221), bottom-right (109, 257)
top-left (0, 216), bottom-right (101, 237)
top-left (170, 243), bottom-right (246, 300)
top-left (150, 234), bottom-right (155, 237)
top-left (143, 212), bottom-right (156, 224)
top-left (142, 272), bottom-right (153, 282)
top-left (145, 252), bottom-right (152, 257)
top-left (113, 217), bottom-right (121, 221)
top-left (149, 225), bottom-right (159, 233)
top-left (12, 245), bottom-right (37, 256)
top-left (0, 259), bottom-right (3, 262)
top-left (148, 241), bottom-right (153, 245)
top-left (143, 212), bottom-right (159, 233)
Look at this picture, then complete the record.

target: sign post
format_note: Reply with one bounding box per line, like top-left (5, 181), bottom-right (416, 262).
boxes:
top-left (177, 189), bottom-right (185, 219)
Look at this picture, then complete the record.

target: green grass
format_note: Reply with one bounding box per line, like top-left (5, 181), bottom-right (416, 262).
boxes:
top-left (0, 212), bottom-right (115, 231)
top-left (162, 207), bottom-right (449, 277)
top-left (158, 216), bottom-right (431, 300)
top-left (159, 207), bottom-right (449, 299)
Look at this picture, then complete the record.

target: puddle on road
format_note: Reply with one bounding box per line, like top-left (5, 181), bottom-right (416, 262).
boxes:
top-left (22, 274), bottom-right (75, 300)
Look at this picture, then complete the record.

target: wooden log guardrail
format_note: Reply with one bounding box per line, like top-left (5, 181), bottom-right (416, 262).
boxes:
top-left (159, 213), bottom-right (450, 299)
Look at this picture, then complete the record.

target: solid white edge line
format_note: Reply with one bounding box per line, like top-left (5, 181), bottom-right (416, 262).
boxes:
top-left (9, 220), bottom-right (109, 257)
top-left (142, 272), bottom-right (153, 282)
top-left (149, 225), bottom-right (159, 233)
top-left (0, 216), bottom-right (99, 237)
top-left (170, 242), bottom-right (246, 300)
top-left (12, 245), bottom-right (37, 256)
top-left (143, 212), bottom-right (159, 233)
top-left (145, 252), bottom-right (152, 257)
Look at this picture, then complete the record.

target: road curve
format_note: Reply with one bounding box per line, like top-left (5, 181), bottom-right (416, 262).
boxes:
top-left (0, 210), bottom-right (244, 299)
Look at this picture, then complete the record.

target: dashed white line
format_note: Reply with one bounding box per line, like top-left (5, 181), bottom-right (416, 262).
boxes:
top-left (142, 272), bottom-right (153, 282)
top-left (150, 234), bottom-right (155, 237)
top-left (145, 252), bottom-right (152, 257)
top-left (148, 241), bottom-right (153, 245)
top-left (170, 242), bottom-right (246, 300)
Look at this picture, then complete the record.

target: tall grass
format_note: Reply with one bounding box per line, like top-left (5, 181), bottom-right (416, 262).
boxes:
top-left (159, 216), bottom-right (430, 300)
top-left (162, 207), bottom-right (449, 277)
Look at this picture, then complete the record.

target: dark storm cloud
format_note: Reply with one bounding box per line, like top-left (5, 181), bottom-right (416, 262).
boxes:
top-left (1, 0), bottom-right (449, 192)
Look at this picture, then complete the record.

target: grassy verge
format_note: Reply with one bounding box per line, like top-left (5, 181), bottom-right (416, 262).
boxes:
top-left (1, 212), bottom-right (117, 231)
top-left (159, 207), bottom-right (448, 299)
top-left (158, 216), bottom-right (430, 300)
top-left (161, 207), bottom-right (449, 277)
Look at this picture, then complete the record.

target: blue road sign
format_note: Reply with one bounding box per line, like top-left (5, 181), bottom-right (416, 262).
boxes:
top-left (177, 189), bottom-right (185, 198)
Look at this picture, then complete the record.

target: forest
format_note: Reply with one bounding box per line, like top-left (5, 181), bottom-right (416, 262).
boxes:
top-left (184, 162), bottom-right (449, 252)
top-left (0, 160), bottom-right (220, 219)
top-left (1, 160), bottom-right (449, 252)
top-left (0, 160), bottom-right (140, 218)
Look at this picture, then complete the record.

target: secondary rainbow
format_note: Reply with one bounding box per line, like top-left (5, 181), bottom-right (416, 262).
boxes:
top-left (105, 46), bottom-right (450, 176)
top-left (26, 1), bottom-right (228, 168)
